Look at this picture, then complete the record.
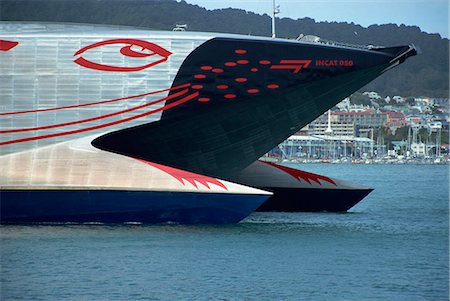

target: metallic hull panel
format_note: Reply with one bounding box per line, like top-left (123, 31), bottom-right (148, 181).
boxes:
top-left (0, 23), bottom-right (210, 155)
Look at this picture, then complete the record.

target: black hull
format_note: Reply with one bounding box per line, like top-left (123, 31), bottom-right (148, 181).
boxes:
top-left (231, 161), bottom-right (373, 212)
top-left (93, 38), bottom-right (417, 179)
top-left (256, 187), bottom-right (373, 212)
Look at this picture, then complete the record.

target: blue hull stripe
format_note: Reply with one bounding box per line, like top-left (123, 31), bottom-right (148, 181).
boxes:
top-left (0, 190), bottom-right (268, 224)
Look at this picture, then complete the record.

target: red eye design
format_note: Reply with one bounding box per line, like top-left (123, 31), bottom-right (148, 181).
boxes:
top-left (73, 39), bottom-right (172, 72)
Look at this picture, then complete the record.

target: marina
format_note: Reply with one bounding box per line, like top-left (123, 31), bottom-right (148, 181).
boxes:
top-left (265, 133), bottom-right (449, 164)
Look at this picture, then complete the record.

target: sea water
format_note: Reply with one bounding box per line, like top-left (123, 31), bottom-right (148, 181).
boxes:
top-left (1, 164), bottom-right (448, 300)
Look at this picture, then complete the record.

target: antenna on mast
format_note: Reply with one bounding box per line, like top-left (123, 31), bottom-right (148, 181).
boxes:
top-left (271, 0), bottom-right (280, 38)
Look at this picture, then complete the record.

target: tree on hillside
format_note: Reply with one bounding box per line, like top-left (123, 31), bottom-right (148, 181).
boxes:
top-left (349, 93), bottom-right (372, 106)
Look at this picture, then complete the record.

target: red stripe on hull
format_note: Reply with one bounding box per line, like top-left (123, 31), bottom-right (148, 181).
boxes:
top-left (0, 91), bottom-right (199, 146)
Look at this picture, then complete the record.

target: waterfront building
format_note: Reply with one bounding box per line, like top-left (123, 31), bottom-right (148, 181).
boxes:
top-left (338, 110), bottom-right (386, 128)
top-left (383, 111), bottom-right (407, 128)
top-left (307, 119), bottom-right (356, 136)
top-left (406, 115), bottom-right (423, 128)
top-left (411, 142), bottom-right (427, 156)
top-left (278, 135), bottom-right (375, 160)
top-left (309, 110), bottom-right (386, 134)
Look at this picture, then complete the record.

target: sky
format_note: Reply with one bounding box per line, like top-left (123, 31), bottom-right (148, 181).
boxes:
top-left (183, 0), bottom-right (449, 38)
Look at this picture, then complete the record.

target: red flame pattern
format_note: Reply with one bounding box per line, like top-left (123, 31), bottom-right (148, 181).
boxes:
top-left (261, 161), bottom-right (337, 186)
top-left (139, 161), bottom-right (228, 191)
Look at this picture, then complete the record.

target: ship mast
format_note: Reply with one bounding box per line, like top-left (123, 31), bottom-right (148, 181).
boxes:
top-left (325, 109), bottom-right (333, 135)
top-left (271, 0), bottom-right (280, 38)
top-left (324, 109), bottom-right (334, 159)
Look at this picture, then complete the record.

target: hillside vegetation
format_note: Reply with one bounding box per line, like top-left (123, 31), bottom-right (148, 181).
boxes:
top-left (1, 0), bottom-right (448, 97)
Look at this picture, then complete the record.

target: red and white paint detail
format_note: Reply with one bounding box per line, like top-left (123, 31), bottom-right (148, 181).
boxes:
top-left (0, 89), bottom-right (199, 146)
top-left (73, 39), bottom-right (172, 72)
top-left (261, 161), bottom-right (336, 186)
top-left (270, 60), bottom-right (312, 74)
top-left (0, 40), bottom-right (19, 51)
top-left (140, 160), bottom-right (228, 191)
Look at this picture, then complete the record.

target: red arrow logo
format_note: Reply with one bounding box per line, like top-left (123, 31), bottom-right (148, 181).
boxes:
top-left (270, 60), bottom-right (312, 74)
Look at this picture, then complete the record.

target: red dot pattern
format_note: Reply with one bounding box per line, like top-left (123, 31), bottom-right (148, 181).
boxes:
top-left (192, 48), bottom-right (282, 104)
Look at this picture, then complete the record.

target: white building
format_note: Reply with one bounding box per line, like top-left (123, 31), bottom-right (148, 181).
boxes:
top-left (428, 121), bottom-right (442, 131)
top-left (414, 97), bottom-right (434, 106)
top-left (348, 104), bottom-right (371, 112)
top-left (393, 96), bottom-right (405, 103)
top-left (411, 142), bottom-right (426, 156)
top-left (336, 97), bottom-right (350, 111)
top-left (363, 91), bottom-right (381, 99)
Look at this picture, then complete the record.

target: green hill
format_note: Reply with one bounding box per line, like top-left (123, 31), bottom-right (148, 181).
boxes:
top-left (1, 0), bottom-right (448, 97)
